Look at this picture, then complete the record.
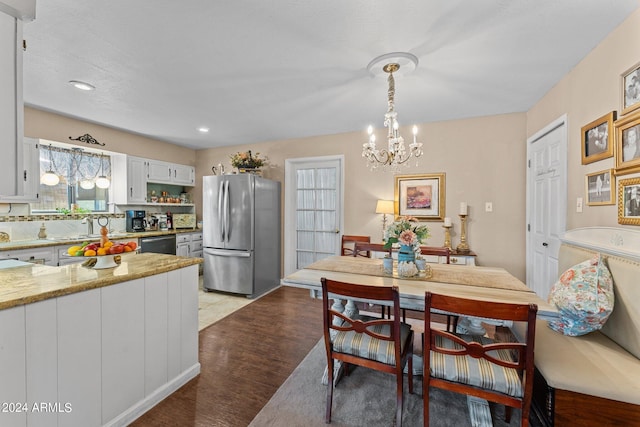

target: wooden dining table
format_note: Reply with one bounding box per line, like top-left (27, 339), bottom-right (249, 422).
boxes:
top-left (281, 255), bottom-right (558, 321)
top-left (282, 255), bottom-right (557, 427)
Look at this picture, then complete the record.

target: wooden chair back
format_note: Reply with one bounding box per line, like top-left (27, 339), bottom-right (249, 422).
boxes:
top-left (419, 246), bottom-right (451, 264)
top-left (321, 278), bottom-right (414, 426)
top-left (353, 242), bottom-right (392, 258)
top-left (423, 292), bottom-right (537, 427)
top-left (341, 235), bottom-right (370, 256)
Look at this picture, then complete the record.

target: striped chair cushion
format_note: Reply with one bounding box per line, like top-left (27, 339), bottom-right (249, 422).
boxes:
top-left (430, 334), bottom-right (523, 398)
top-left (332, 315), bottom-right (411, 365)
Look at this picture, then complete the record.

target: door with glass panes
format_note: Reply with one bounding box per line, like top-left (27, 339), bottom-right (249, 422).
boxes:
top-left (284, 156), bottom-right (343, 276)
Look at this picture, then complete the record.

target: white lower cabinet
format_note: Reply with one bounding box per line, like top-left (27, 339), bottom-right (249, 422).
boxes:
top-left (101, 278), bottom-right (145, 424)
top-left (57, 289), bottom-right (102, 427)
top-left (0, 305), bottom-right (27, 427)
top-left (0, 265), bottom-right (200, 427)
top-left (25, 299), bottom-right (58, 427)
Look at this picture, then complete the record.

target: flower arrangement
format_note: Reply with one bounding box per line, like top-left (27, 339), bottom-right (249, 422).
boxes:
top-left (229, 150), bottom-right (267, 169)
top-left (383, 216), bottom-right (430, 256)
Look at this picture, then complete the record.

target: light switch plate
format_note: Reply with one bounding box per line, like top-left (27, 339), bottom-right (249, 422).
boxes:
top-left (485, 202), bottom-right (493, 212)
top-left (576, 197), bottom-right (583, 213)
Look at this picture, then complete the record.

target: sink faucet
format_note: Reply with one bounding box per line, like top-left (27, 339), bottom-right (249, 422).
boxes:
top-left (82, 217), bottom-right (93, 236)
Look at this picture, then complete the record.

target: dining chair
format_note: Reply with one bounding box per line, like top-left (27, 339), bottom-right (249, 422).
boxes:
top-left (353, 242), bottom-right (392, 258)
top-left (321, 278), bottom-right (414, 426)
top-left (341, 235), bottom-right (370, 256)
top-left (423, 292), bottom-right (537, 427)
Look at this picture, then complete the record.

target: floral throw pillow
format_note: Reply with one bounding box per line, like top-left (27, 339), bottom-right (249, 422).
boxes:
top-left (547, 254), bottom-right (615, 336)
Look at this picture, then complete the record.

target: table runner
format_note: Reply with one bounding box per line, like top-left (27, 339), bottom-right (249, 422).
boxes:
top-left (305, 256), bottom-right (532, 293)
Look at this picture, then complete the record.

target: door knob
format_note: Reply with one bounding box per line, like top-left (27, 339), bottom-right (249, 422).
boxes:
top-left (542, 242), bottom-right (548, 247)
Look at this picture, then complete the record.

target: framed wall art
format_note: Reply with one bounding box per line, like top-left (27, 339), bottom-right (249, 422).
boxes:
top-left (614, 110), bottom-right (640, 174)
top-left (585, 169), bottom-right (614, 206)
top-left (581, 111), bottom-right (615, 164)
top-left (394, 173), bottom-right (445, 221)
top-left (621, 61), bottom-right (640, 116)
top-left (618, 177), bottom-right (640, 225)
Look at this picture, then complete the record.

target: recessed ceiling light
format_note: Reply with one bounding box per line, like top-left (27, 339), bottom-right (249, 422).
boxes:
top-left (198, 127), bottom-right (210, 133)
top-left (69, 80), bottom-right (95, 91)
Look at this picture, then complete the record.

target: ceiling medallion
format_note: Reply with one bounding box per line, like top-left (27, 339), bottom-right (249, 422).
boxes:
top-left (362, 52), bottom-right (423, 171)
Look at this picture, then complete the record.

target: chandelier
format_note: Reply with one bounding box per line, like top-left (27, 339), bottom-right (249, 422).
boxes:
top-left (362, 53), bottom-right (423, 171)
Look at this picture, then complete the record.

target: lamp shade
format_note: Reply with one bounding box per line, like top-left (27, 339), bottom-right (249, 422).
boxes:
top-left (375, 200), bottom-right (394, 215)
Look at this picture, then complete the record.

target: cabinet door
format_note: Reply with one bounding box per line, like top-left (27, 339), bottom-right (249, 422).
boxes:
top-left (0, 305), bottom-right (27, 427)
top-left (147, 159), bottom-right (172, 184)
top-left (172, 164), bottom-right (195, 186)
top-left (0, 138), bottom-right (40, 202)
top-left (176, 242), bottom-right (190, 257)
top-left (0, 12), bottom-right (21, 198)
top-left (127, 156), bottom-right (147, 203)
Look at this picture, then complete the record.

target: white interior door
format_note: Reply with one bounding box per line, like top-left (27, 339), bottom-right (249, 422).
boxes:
top-left (284, 156), bottom-right (344, 276)
top-left (526, 115), bottom-right (567, 299)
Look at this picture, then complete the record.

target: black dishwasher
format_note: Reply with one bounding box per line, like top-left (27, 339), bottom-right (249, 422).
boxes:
top-left (140, 234), bottom-right (176, 255)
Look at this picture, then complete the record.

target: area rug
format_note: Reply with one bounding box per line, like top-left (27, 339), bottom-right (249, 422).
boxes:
top-left (249, 340), bottom-right (522, 427)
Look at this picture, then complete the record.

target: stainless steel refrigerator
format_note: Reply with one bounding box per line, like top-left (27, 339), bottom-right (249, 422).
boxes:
top-left (202, 174), bottom-right (281, 297)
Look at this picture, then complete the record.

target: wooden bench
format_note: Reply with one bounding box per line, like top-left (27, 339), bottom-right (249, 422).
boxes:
top-left (523, 228), bottom-right (640, 426)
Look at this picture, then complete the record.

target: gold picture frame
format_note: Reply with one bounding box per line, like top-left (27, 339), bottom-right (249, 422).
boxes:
top-left (394, 173), bottom-right (445, 221)
top-left (585, 169), bottom-right (614, 206)
top-left (614, 110), bottom-right (640, 175)
top-left (621, 61), bottom-right (640, 116)
top-left (581, 112), bottom-right (615, 164)
top-left (618, 177), bottom-right (640, 225)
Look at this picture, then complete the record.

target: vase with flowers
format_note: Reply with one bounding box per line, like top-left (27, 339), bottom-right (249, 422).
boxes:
top-left (230, 150), bottom-right (268, 173)
top-left (383, 216), bottom-right (430, 275)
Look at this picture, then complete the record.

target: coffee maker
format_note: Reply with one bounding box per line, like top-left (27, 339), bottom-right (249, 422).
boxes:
top-left (126, 210), bottom-right (146, 232)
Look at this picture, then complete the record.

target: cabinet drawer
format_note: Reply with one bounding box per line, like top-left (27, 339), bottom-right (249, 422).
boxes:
top-left (191, 232), bottom-right (203, 241)
top-left (176, 234), bottom-right (190, 244)
top-left (191, 240), bottom-right (203, 251)
top-left (190, 250), bottom-right (203, 258)
top-left (449, 256), bottom-right (468, 265)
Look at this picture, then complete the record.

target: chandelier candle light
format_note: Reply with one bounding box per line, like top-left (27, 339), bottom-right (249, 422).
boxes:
top-left (456, 202), bottom-right (470, 254)
top-left (362, 53), bottom-right (423, 171)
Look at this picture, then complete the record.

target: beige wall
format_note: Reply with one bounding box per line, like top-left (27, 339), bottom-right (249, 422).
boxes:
top-left (527, 8), bottom-right (640, 230)
top-left (24, 9), bottom-right (640, 282)
top-left (24, 107), bottom-right (197, 165)
top-left (194, 113), bottom-right (528, 280)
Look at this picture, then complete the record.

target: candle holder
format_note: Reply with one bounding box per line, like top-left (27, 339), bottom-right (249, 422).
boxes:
top-left (456, 214), bottom-right (470, 254)
top-left (442, 224), bottom-right (452, 251)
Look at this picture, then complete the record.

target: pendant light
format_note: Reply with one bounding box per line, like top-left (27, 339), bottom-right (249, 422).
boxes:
top-left (95, 153), bottom-right (110, 189)
top-left (41, 144), bottom-right (60, 186)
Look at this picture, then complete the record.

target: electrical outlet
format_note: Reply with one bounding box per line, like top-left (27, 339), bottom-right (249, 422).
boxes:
top-left (576, 197), bottom-right (583, 213)
top-left (485, 202), bottom-right (493, 212)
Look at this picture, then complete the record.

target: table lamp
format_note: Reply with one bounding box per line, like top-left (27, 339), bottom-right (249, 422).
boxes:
top-left (375, 200), bottom-right (395, 241)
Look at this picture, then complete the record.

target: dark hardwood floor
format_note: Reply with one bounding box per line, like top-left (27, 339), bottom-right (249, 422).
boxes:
top-left (131, 286), bottom-right (323, 427)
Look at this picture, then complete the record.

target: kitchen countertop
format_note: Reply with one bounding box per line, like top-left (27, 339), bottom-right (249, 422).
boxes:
top-left (0, 252), bottom-right (203, 310)
top-left (0, 228), bottom-right (202, 252)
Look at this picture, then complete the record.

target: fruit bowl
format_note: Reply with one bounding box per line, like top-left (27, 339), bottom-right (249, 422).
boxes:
top-left (68, 240), bottom-right (138, 269)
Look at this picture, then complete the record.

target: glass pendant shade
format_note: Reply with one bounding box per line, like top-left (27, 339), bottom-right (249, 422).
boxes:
top-left (41, 171), bottom-right (60, 186)
top-left (80, 179), bottom-right (95, 189)
top-left (95, 176), bottom-right (110, 189)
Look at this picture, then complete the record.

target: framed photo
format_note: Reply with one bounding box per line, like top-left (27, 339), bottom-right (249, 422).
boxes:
top-left (581, 112), bottom-right (615, 164)
top-left (585, 169), bottom-right (614, 206)
top-left (618, 177), bottom-right (640, 225)
top-left (614, 110), bottom-right (640, 174)
top-left (394, 173), bottom-right (445, 221)
top-left (621, 61), bottom-right (640, 116)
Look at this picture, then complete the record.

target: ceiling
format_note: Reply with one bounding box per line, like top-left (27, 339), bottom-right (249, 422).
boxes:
top-left (22, 0), bottom-right (640, 151)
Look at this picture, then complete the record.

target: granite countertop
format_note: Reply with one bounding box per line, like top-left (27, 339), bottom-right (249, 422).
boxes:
top-left (0, 252), bottom-right (203, 310)
top-left (0, 229), bottom-right (202, 252)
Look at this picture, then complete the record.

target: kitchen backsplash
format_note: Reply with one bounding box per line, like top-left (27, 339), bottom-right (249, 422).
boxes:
top-left (0, 213), bottom-right (126, 242)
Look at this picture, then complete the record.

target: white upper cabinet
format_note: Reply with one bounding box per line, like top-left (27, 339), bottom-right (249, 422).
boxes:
top-left (112, 154), bottom-right (147, 204)
top-left (0, 11), bottom-right (22, 198)
top-left (147, 159), bottom-right (194, 186)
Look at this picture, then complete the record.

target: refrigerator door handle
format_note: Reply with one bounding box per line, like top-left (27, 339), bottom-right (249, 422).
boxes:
top-left (204, 248), bottom-right (251, 257)
top-left (218, 179), bottom-right (225, 241)
top-left (224, 180), bottom-right (230, 242)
